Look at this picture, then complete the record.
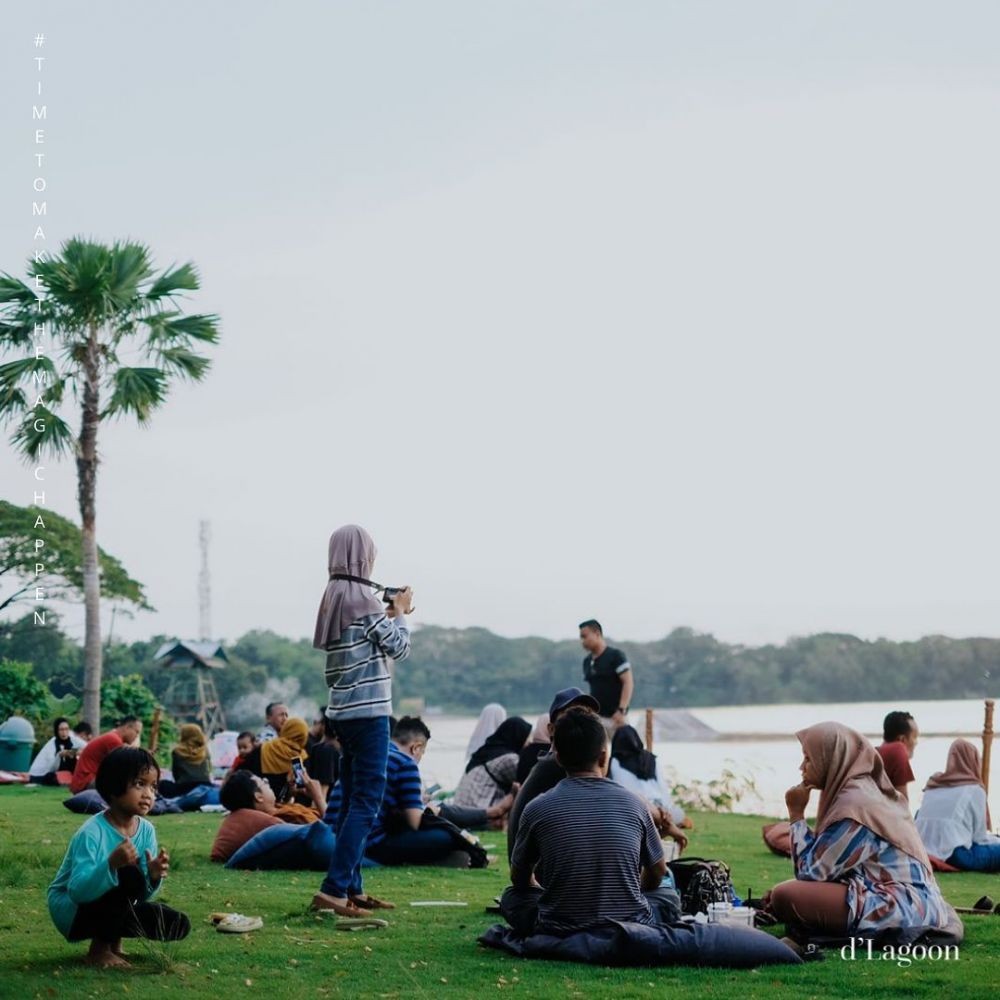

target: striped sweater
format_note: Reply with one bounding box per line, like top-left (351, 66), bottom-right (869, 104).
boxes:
top-left (323, 612), bottom-right (410, 720)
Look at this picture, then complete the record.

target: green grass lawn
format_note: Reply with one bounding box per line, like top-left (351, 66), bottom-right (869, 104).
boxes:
top-left (0, 785), bottom-right (996, 999)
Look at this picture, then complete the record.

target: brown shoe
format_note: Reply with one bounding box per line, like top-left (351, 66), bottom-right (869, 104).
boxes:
top-left (349, 894), bottom-right (396, 911)
top-left (310, 893), bottom-right (366, 918)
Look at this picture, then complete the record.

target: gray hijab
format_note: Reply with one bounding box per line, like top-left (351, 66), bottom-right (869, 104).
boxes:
top-left (312, 524), bottom-right (385, 649)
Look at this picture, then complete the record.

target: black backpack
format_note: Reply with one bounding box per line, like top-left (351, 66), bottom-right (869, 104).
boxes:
top-left (667, 856), bottom-right (735, 915)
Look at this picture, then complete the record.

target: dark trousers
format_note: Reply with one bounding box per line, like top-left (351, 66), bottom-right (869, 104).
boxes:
top-left (321, 716), bottom-right (389, 898)
top-left (68, 865), bottom-right (191, 943)
top-left (366, 828), bottom-right (466, 866)
top-left (500, 884), bottom-right (682, 936)
top-left (438, 803), bottom-right (489, 830)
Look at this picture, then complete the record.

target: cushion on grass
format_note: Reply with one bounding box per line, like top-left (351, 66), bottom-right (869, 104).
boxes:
top-left (225, 820), bottom-right (335, 871)
top-left (62, 789), bottom-right (106, 813)
top-left (479, 919), bottom-right (802, 967)
top-left (928, 854), bottom-right (961, 873)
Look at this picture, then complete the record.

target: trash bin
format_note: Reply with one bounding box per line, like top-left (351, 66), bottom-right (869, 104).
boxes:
top-left (0, 716), bottom-right (36, 772)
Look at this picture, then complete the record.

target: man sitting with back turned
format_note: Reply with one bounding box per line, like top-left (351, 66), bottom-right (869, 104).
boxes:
top-left (503, 708), bottom-right (681, 935)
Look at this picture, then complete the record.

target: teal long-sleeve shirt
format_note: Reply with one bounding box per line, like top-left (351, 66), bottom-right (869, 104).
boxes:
top-left (47, 811), bottom-right (160, 939)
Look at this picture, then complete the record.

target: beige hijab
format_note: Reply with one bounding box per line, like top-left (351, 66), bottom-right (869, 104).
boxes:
top-left (925, 738), bottom-right (991, 827)
top-left (796, 721), bottom-right (931, 870)
top-left (312, 524), bottom-right (385, 650)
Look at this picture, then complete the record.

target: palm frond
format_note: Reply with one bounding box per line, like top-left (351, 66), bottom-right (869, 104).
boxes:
top-left (101, 366), bottom-right (167, 424)
top-left (0, 274), bottom-right (38, 307)
top-left (0, 355), bottom-right (57, 391)
top-left (146, 262), bottom-right (200, 300)
top-left (152, 312), bottom-right (221, 344)
top-left (155, 346), bottom-right (212, 381)
top-left (10, 404), bottom-right (74, 460)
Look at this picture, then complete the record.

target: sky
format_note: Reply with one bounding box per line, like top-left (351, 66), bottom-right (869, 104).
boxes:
top-left (1, 1), bottom-right (999, 649)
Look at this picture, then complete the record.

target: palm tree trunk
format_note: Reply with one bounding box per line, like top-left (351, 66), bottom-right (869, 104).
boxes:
top-left (78, 329), bottom-right (102, 727)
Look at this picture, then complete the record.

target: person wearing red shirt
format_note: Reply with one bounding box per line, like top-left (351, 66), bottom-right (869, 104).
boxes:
top-left (876, 710), bottom-right (918, 801)
top-left (70, 717), bottom-right (143, 794)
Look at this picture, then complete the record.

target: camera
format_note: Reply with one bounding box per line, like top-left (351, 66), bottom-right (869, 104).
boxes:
top-left (290, 757), bottom-right (307, 788)
top-left (382, 587), bottom-right (403, 604)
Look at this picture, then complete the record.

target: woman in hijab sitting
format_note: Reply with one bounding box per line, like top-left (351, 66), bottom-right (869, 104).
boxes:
top-left (28, 718), bottom-right (86, 785)
top-left (158, 723), bottom-right (213, 796)
top-left (466, 704), bottom-right (507, 762)
top-left (452, 717), bottom-right (532, 810)
top-left (916, 739), bottom-right (1000, 871)
top-left (765, 721), bottom-right (951, 939)
top-left (609, 725), bottom-right (687, 826)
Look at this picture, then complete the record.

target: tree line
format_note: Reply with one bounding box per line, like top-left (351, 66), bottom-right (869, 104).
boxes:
top-left (2, 613), bottom-right (996, 724)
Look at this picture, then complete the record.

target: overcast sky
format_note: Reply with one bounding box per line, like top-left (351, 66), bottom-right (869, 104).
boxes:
top-left (2, 1), bottom-right (999, 649)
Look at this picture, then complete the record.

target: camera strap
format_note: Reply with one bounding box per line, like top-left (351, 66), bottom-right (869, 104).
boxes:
top-left (329, 572), bottom-right (385, 591)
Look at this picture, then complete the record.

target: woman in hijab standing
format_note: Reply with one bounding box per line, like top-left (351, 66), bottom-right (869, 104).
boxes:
top-left (765, 721), bottom-right (951, 937)
top-left (609, 725), bottom-right (686, 826)
top-left (915, 739), bottom-right (1000, 871)
top-left (310, 524), bottom-right (413, 918)
top-left (452, 717), bottom-right (531, 810)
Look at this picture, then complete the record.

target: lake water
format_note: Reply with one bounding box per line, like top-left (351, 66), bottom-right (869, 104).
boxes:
top-left (416, 697), bottom-right (1000, 821)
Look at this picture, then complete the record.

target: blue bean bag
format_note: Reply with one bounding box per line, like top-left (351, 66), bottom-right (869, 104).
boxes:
top-left (479, 919), bottom-right (802, 968)
top-left (63, 789), bottom-right (184, 815)
top-left (225, 820), bottom-right (380, 871)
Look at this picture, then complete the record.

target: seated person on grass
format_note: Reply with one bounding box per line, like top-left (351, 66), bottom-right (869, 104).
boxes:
top-left (211, 770), bottom-right (286, 862)
top-left (764, 721), bottom-right (950, 941)
top-left (326, 716), bottom-right (476, 867)
top-left (233, 716), bottom-right (326, 819)
top-left (48, 747), bottom-right (190, 968)
top-left (159, 723), bottom-right (214, 796)
top-left (70, 717), bottom-right (143, 794)
top-left (915, 738), bottom-right (1000, 872)
top-left (507, 688), bottom-right (688, 860)
top-left (503, 708), bottom-right (681, 936)
top-left (29, 717), bottom-right (87, 785)
top-left (876, 710), bottom-right (919, 802)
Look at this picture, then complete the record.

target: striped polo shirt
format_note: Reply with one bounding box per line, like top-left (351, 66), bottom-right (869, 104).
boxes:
top-left (323, 612), bottom-right (410, 720)
top-left (326, 741), bottom-right (424, 845)
top-left (511, 775), bottom-right (664, 933)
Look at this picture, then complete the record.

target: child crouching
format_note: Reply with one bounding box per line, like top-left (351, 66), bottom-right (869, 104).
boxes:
top-left (47, 746), bottom-right (191, 967)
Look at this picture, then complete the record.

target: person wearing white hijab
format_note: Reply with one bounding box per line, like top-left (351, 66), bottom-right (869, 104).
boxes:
top-left (465, 704), bottom-right (507, 761)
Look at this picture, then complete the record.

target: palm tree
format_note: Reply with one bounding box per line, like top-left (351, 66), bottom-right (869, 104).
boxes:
top-left (0, 238), bottom-right (220, 726)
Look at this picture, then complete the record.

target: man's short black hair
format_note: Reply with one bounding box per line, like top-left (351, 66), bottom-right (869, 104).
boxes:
top-left (237, 730), bottom-right (254, 743)
top-left (95, 747), bottom-right (160, 802)
top-left (115, 715), bottom-right (139, 728)
top-left (265, 702), bottom-right (285, 718)
top-left (553, 707), bottom-right (607, 771)
top-left (578, 619), bottom-right (603, 634)
top-left (393, 716), bottom-right (431, 744)
top-left (73, 721), bottom-right (93, 736)
top-left (883, 711), bottom-right (915, 743)
top-left (220, 770), bottom-right (261, 812)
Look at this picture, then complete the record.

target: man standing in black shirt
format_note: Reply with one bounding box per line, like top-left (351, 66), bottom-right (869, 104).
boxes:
top-left (579, 619), bottom-right (633, 732)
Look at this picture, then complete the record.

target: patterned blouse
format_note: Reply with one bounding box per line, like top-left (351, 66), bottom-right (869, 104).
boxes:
top-left (451, 752), bottom-right (519, 809)
top-left (790, 818), bottom-right (950, 933)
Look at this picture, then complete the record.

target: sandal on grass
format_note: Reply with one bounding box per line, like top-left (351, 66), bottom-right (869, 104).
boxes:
top-left (314, 912), bottom-right (389, 931)
top-left (349, 894), bottom-right (396, 911)
top-left (310, 893), bottom-right (366, 918)
top-left (214, 913), bottom-right (264, 934)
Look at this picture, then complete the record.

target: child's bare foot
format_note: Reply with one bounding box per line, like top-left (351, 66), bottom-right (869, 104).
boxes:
top-left (85, 941), bottom-right (131, 968)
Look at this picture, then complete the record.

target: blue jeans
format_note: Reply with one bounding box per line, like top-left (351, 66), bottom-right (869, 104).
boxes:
top-left (948, 841), bottom-right (1000, 872)
top-left (320, 716), bottom-right (389, 898)
top-left (366, 828), bottom-right (459, 866)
